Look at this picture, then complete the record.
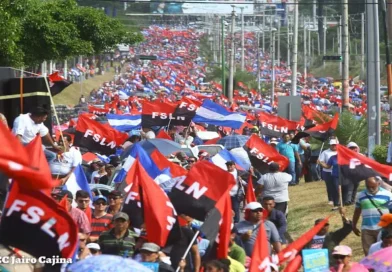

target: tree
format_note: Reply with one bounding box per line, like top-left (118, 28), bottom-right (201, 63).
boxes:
top-left (71, 5), bottom-right (143, 54)
top-left (0, 0), bottom-right (143, 67)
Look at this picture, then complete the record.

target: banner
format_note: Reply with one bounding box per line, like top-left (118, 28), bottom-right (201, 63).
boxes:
top-left (258, 112), bottom-right (303, 137)
top-left (74, 115), bottom-right (128, 155)
top-left (0, 182), bottom-right (78, 260)
top-left (245, 134), bottom-right (289, 171)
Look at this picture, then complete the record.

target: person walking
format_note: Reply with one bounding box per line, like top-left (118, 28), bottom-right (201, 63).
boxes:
top-left (318, 139), bottom-right (338, 206)
top-left (256, 163), bottom-right (292, 214)
top-left (352, 177), bottom-right (392, 255)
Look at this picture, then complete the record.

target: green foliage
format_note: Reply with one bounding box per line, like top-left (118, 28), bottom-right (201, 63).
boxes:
top-left (0, 0), bottom-right (143, 67)
top-left (372, 145), bottom-right (388, 164)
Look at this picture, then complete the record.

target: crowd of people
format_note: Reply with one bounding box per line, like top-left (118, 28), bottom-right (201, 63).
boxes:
top-left (1, 23), bottom-right (392, 272)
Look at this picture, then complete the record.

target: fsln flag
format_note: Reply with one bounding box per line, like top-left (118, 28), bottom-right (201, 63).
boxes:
top-left (0, 182), bottom-right (78, 260)
top-left (169, 160), bottom-right (236, 221)
top-left (74, 114), bottom-right (128, 155)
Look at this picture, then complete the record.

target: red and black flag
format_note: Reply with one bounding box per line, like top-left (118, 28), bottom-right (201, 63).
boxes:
top-left (0, 182), bottom-right (78, 261)
top-left (291, 113), bottom-right (339, 144)
top-left (277, 217), bottom-right (330, 265)
top-left (302, 105), bottom-right (331, 126)
top-left (172, 97), bottom-right (202, 126)
top-left (122, 160), bottom-right (181, 246)
top-left (200, 192), bottom-right (232, 259)
top-left (88, 105), bottom-right (109, 116)
top-left (169, 160), bottom-right (236, 221)
top-left (337, 144), bottom-right (392, 183)
top-left (245, 135), bottom-right (289, 174)
top-left (74, 114), bottom-right (128, 155)
top-left (141, 100), bottom-right (178, 127)
top-left (258, 112), bottom-right (303, 137)
top-left (49, 72), bottom-right (72, 96)
top-left (0, 122), bottom-right (52, 191)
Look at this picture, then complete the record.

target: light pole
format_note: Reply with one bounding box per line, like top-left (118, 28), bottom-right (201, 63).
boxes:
top-left (228, 6), bottom-right (236, 103)
top-left (290, 0), bottom-right (299, 96)
top-left (240, 7), bottom-right (245, 71)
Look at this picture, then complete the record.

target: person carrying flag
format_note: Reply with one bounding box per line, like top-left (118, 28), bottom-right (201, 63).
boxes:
top-left (12, 106), bottom-right (61, 161)
top-left (234, 202), bottom-right (281, 257)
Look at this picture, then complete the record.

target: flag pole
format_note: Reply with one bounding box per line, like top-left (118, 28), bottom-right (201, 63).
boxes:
top-left (43, 76), bottom-right (66, 150)
top-left (11, 68), bottom-right (66, 150)
top-left (175, 230), bottom-right (200, 272)
top-left (338, 166), bottom-right (344, 207)
top-left (318, 142), bottom-right (325, 159)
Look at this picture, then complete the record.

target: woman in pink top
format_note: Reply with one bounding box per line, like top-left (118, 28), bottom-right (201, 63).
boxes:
top-left (330, 245), bottom-right (368, 272)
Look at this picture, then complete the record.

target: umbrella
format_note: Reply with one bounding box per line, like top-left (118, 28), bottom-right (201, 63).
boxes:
top-left (360, 246), bottom-right (392, 272)
top-left (217, 135), bottom-right (249, 150)
top-left (139, 139), bottom-right (182, 156)
top-left (67, 255), bottom-right (151, 272)
top-left (318, 77), bottom-right (329, 83)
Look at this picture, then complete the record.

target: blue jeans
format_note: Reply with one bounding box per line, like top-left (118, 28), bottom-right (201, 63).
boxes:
top-left (295, 154), bottom-right (305, 184)
top-left (322, 171), bottom-right (334, 202)
top-left (331, 176), bottom-right (340, 206)
top-left (285, 160), bottom-right (296, 184)
top-left (44, 149), bottom-right (57, 163)
top-left (231, 196), bottom-right (241, 223)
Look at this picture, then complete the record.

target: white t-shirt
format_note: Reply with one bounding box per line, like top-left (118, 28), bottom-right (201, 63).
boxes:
top-left (12, 113), bottom-right (49, 144)
top-left (50, 146), bottom-right (82, 175)
top-left (257, 172), bottom-right (292, 203)
top-left (319, 149), bottom-right (337, 173)
top-left (368, 241), bottom-right (383, 255)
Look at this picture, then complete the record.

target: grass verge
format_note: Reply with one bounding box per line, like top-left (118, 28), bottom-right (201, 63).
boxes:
top-left (288, 181), bottom-right (364, 261)
top-left (53, 71), bottom-right (115, 106)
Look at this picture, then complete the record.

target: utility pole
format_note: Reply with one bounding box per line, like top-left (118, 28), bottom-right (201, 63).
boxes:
top-left (380, 0), bottom-right (392, 141)
top-left (271, 31), bottom-right (275, 105)
top-left (228, 6), bottom-right (236, 103)
top-left (304, 18), bottom-right (307, 81)
top-left (240, 7), bottom-right (245, 71)
top-left (287, 15), bottom-right (291, 66)
top-left (308, 26), bottom-right (311, 67)
top-left (338, 16), bottom-right (342, 76)
top-left (366, 0), bottom-right (381, 155)
top-left (262, 10), bottom-right (265, 52)
top-left (291, 0), bottom-right (298, 96)
top-left (221, 16), bottom-right (226, 96)
top-left (257, 31), bottom-right (261, 92)
top-left (277, 19), bottom-right (281, 66)
top-left (361, 13), bottom-right (365, 80)
top-left (313, 0), bottom-right (317, 28)
top-left (342, 0), bottom-right (350, 108)
top-left (323, 16), bottom-right (327, 68)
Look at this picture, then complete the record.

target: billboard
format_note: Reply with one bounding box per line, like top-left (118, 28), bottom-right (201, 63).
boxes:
top-left (150, 1), bottom-right (254, 14)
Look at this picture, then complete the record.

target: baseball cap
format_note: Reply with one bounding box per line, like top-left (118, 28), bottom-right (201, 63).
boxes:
top-left (141, 242), bottom-right (160, 253)
top-left (86, 243), bottom-right (100, 251)
top-left (108, 190), bottom-right (123, 198)
top-left (113, 212), bottom-right (129, 221)
top-left (332, 245), bottom-right (352, 256)
top-left (51, 188), bottom-right (73, 199)
top-left (245, 202), bottom-right (263, 211)
top-left (347, 142), bottom-right (359, 149)
top-left (378, 213), bottom-right (392, 227)
top-left (329, 139), bottom-right (338, 145)
top-left (315, 218), bottom-right (330, 226)
top-left (93, 195), bottom-right (107, 203)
